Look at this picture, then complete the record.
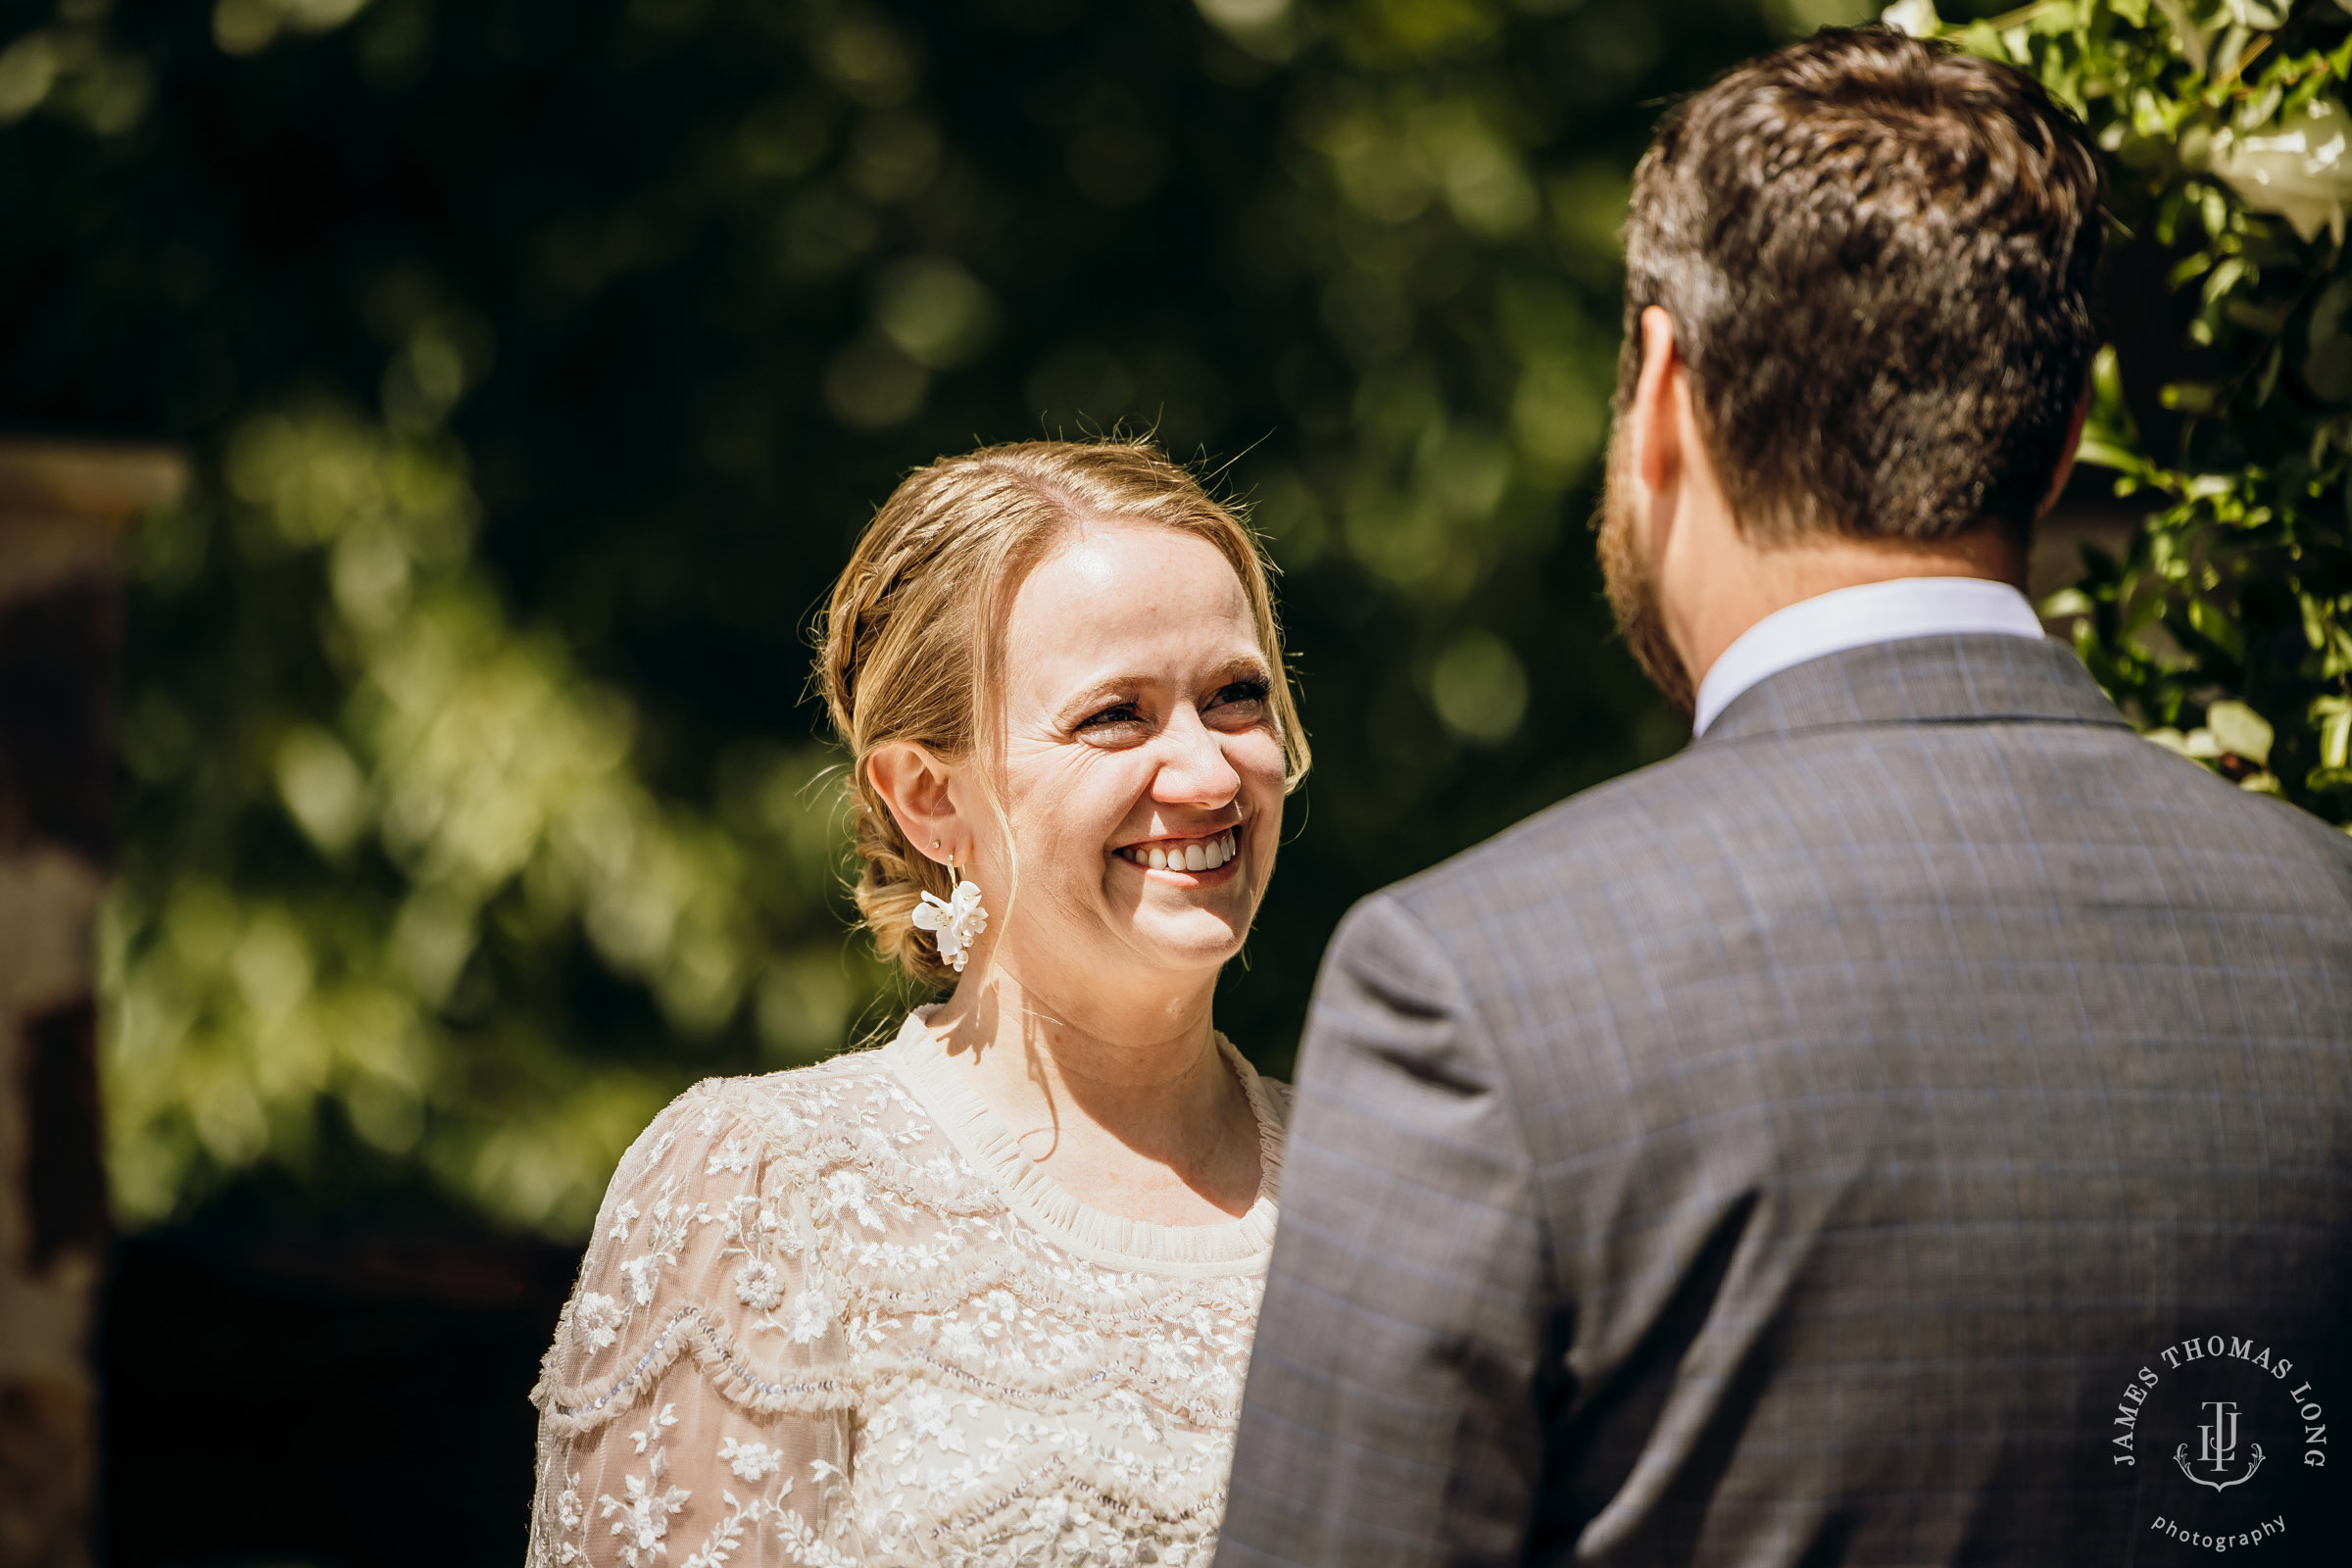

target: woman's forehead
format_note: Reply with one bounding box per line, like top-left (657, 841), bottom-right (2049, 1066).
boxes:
top-left (1006, 524), bottom-right (1259, 677)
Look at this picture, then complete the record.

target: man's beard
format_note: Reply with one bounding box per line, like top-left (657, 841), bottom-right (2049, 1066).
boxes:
top-left (1596, 430), bottom-right (1696, 720)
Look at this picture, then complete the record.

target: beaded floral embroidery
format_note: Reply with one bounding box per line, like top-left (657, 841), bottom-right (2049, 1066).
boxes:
top-left (528, 1011), bottom-right (1287, 1567)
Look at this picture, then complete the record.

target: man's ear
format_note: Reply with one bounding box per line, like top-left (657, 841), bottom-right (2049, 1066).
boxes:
top-left (2037, 383), bottom-right (2092, 520)
top-left (1633, 306), bottom-right (1685, 495)
top-left (866, 742), bottom-right (965, 867)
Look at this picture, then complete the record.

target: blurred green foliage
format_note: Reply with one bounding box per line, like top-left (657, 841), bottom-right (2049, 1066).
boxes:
top-left (37, 0), bottom-right (2334, 1242)
top-left (5, 0), bottom-right (1771, 1237)
top-left (1922, 0), bottom-right (2352, 820)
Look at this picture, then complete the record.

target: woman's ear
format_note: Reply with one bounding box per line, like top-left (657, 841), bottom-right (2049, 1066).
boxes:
top-left (866, 742), bottom-right (964, 867)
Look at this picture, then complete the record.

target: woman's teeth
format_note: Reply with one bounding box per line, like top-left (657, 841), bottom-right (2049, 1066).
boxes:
top-left (1119, 830), bottom-right (1239, 872)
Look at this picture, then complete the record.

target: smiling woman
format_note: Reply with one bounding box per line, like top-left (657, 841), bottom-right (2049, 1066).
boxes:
top-left (525, 440), bottom-right (1314, 1566)
top-left (820, 440), bottom-right (1309, 991)
top-left (953, 521), bottom-right (1278, 974)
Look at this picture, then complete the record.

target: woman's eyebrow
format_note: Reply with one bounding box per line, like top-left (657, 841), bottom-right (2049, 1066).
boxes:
top-left (1054, 676), bottom-right (1152, 726)
top-left (1206, 655), bottom-right (1272, 683)
top-left (1053, 657), bottom-right (1270, 725)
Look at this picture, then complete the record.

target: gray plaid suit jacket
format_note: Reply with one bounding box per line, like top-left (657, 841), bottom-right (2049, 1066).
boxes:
top-left (1217, 634), bottom-right (2352, 1567)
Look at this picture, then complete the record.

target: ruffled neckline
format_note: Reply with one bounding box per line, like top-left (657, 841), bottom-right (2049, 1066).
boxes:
top-left (880, 1006), bottom-right (1286, 1276)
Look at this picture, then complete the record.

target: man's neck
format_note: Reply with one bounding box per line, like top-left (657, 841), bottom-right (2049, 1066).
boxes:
top-left (1676, 530), bottom-right (2027, 694)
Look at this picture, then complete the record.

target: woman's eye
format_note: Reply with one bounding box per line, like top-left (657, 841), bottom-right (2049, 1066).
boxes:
top-left (1211, 679), bottom-right (1270, 711)
top-left (1077, 703), bottom-right (1144, 731)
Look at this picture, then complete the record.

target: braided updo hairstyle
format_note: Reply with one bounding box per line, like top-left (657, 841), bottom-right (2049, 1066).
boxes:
top-left (816, 439), bottom-right (1309, 986)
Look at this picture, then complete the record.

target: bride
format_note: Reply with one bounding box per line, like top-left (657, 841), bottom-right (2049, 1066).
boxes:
top-left (526, 439), bottom-right (1310, 1566)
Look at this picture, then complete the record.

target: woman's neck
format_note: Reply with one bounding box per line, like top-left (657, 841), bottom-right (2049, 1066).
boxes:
top-left (927, 961), bottom-right (1263, 1225)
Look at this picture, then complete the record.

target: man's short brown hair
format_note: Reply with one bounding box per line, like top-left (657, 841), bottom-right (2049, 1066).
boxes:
top-left (1621, 27), bottom-right (2103, 545)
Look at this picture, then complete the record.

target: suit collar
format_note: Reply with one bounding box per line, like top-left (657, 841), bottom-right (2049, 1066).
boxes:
top-left (1690, 578), bottom-right (2046, 735)
top-left (1694, 632), bottom-right (2132, 746)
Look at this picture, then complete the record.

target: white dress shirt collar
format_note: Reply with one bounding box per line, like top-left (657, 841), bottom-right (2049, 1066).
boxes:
top-left (1690, 576), bottom-right (2047, 736)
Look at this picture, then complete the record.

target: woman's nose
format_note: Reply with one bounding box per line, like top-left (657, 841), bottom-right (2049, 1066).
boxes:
top-left (1151, 705), bottom-right (1241, 807)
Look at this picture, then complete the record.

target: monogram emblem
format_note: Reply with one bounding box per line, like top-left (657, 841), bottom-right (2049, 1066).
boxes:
top-left (2174, 1399), bottom-right (2266, 1492)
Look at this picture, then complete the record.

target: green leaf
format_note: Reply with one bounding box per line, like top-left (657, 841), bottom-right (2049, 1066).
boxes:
top-left (2163, 381), bottom-right (2220, 413)
top-left (2252, 339), bottom-right (2282, 406)
top-left (2186, 594), bottom-right (2246, 657)
top-left (2303, 593), bottom-right (2335, 651)
top-left (2314, 697), bottom-right (2352, 768)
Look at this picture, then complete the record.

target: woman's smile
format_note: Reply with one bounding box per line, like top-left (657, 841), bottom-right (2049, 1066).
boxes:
top-left (1111, 823), bottom-right (1243, 879)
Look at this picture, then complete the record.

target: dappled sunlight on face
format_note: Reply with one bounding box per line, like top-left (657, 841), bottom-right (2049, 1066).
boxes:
top-left (978, 521), bottom-right (1286, 992)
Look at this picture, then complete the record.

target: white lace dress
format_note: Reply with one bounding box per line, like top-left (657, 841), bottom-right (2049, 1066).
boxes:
top-left (526, 1009), bottom-right (1290, 1567)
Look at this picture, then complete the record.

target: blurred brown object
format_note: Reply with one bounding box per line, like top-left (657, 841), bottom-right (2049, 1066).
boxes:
top-left (0, 439), bottom-right (184, 1568)
top-left (2031, 469), bottom-right (2142, 631)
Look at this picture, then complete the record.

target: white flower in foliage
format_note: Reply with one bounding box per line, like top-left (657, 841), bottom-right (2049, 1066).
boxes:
top-left (1882, 0), bottom-right (1939, 36)
top-left (2212, 98), bottom-right (2352, 243)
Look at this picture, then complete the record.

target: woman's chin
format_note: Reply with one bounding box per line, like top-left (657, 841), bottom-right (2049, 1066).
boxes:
top-left (1119, 907), bottom-right (1251, 973)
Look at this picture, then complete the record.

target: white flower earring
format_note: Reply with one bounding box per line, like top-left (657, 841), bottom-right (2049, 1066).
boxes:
top-left (912, 843), bottom-right (988, 973)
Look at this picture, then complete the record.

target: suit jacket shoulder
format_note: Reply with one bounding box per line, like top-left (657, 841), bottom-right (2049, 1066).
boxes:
top-left (1341, 637), bottom-right (2352, 1562)
top-left (1386, 675), bottom-right (2352, 1037)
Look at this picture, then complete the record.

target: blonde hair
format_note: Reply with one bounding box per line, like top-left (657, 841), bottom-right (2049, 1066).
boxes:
top-left (816, 439), bottom-right (1309, 986)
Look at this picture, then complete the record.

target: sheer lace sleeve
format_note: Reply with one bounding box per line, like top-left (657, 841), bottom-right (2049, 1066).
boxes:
top-left (528, 1085), bottom-right (863, 1568)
